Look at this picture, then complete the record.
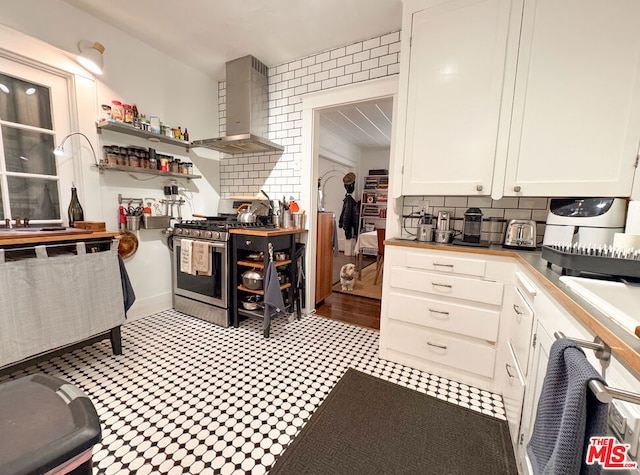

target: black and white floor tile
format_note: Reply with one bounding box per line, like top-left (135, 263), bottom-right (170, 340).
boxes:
top-left (1, 310), bottom-right (506, 474)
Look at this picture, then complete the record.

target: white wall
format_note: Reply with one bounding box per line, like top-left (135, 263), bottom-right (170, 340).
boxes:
top-left (359, 148), bottom-right (390, 181)
top-left (0, 1), bottom-right (221, 320)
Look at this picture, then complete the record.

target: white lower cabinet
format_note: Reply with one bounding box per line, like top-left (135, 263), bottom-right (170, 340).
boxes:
top-left (380, 246), bottom-right (512, 391)
top-left (500, 342), bottom-right (526, 448)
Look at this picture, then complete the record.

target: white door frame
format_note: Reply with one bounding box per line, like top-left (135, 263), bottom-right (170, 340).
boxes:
top-left (301, 76), bottom-right (399, 311)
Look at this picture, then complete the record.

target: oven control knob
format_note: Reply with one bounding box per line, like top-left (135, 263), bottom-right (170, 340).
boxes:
top-left (205, 231), bottom-right (213, 239)
top-left (174, 228), bottom-right (182, 235)
top-left (193, 230), bottom-right (201, 238)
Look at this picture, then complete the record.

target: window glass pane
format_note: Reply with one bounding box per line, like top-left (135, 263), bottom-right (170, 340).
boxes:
top-left (0, 73), bottom-right (52, 129)
top-left (0, 184), bottom-right (4, 220)
top-left (7, 177), bottom-right (60, 220)
top-left (2, 127), bottom-right (57, 175)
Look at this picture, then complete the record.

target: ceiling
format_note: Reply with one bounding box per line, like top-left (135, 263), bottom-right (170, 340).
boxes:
top-left (62, 0), bottom-right (403, 81)
top-left (320, 97), bottom-right (394, 150)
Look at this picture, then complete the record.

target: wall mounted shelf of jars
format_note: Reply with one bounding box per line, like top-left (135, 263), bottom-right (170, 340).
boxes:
top-left (96, 119), bottom-right (191, 151)
top-left (94, 163), bottom-right (201, 181)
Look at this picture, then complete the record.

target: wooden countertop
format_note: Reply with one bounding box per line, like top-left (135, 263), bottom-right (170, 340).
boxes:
top-left (229, 227), bottom-right (306, 237)
top-left (386, 239), bottom-right (640, 376)
top-left (0, 230), bottom-right (119, 247)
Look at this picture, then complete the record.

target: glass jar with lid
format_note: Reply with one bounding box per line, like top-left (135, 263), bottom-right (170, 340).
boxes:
top-left (169, 158), bottom-right (181, 174)
top-left (111, 101), bottom-right (124, 122)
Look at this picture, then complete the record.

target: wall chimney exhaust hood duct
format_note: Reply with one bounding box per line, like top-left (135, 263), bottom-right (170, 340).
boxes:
top-left (192, 55), bottom-right (284, 154)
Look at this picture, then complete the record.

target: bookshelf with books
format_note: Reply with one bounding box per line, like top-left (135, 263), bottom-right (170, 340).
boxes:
top-left (358, 175), bottom-right (388, 237)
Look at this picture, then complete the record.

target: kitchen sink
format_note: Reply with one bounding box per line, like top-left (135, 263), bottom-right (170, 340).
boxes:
top-left (559, 276), bottom-right (640, 338)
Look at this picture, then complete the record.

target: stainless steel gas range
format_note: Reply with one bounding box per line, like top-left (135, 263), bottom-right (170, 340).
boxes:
top-left (171, 218), bottom-right (272, 327)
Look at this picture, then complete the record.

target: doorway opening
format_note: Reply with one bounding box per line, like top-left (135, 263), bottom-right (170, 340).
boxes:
top-left (301, 77), bottom-right (398, 330)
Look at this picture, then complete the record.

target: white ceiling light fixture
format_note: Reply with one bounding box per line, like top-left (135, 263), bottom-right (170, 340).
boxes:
top-left (25, 87), bottom-right (36, 95)
top-left (0, 84), bottom-right (9, 94)
top-left (77, 40), bottom-right (105, 75)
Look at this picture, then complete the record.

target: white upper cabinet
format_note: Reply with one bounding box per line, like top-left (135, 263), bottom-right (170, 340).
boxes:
top-left (502, 0), bottom-right (640, 197)
top-left (396, 0), bottom-right (640, 198)
top-left (399, 0), bottom-right (521, 196)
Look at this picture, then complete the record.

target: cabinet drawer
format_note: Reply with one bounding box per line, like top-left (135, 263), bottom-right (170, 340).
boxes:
top-left (386, 321), bottom-right (497, 379)
top-left (508, 286), bottom-right (535, 375)
top-left (501, 342), bottom-right (526, 448)
top-left (234, 234), bottom-right (290, 252)
top-left (404, 251), bottom-right (487, 277)
top-left (390, 267), bottom-right (504, 306)
top-left (388, 290), bottom-right (500, 342)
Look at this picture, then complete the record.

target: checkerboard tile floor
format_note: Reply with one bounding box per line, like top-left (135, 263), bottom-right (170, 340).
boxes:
top-left (1, 310), bottom-right (506, 474)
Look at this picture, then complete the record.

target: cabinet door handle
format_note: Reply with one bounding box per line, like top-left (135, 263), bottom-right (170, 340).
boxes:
top-left (432, 282), bottom-right (452, 289)
top-left (433, 263), bottom-right (454, 268)
top-left (427, 342), bottom-right (447, 350)
top-left (505, 363), bottom-right (515, 379)
top-left (245, 240), bottom-right (252, 246)
top-left (428, 308), bottom-right (450, 318)
top-left (513, 304), bottom-right (523, 315)
top-left (513, 185), bottom-right (522, 192)
top-left (476, 184), bottom-right (483, 192)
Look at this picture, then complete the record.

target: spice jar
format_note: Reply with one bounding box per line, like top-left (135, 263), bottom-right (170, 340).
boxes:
top-left (159, 155), bottom-right (169, 172)
top-left (104, 145), bottom-right (118, 165)
top-left (111, 101), bottom-right (124, 122)
top-left (127, 148), bottom-right (139, 167)
top-left (169, 158), bottom-right (181, 174)
top-left (180, 162), bottom-right (189, 174)
top-left (117, 146), bottom-right (128, 166)
top-left (123, 104), bottom-right (133, 124)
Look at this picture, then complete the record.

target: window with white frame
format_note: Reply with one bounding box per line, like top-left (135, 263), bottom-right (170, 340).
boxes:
top-left (0, 59), bottom-right (72, 225)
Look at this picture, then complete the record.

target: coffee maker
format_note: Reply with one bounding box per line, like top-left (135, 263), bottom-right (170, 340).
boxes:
top-left (462, 208), bottom-right (483, 243)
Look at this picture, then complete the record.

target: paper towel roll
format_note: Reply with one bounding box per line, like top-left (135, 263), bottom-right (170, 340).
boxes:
top-left (625, 200), bottom-right (640, 234)
top-left (613, 233), bottom-right (640, 249)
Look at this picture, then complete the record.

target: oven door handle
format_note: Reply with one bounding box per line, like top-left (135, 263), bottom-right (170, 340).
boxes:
top-left (208, 241), bottom-right (227, 250)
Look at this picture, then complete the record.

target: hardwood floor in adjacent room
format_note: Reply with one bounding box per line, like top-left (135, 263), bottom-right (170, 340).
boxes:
top-left (315, 292), bottom-right (381, 330)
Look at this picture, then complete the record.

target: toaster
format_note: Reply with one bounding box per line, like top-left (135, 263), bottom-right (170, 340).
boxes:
top-left (504, 219), bottom-right (537, 249)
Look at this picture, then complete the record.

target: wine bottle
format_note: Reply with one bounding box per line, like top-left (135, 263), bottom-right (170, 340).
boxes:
top-left (68, 184), bottom-right (84, 227)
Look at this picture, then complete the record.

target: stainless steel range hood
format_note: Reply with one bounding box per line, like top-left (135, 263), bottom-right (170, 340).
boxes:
top-left (192, 55), bottom-right (284, 154)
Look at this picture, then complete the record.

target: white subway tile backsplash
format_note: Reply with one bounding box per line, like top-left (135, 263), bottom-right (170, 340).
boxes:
top-left (346, 42), bottom-right (363, 55)
top-left (330, 47), bottom-right (346, 60)
top-left (518, 197), bottom-right (549, 209)
top-left (301, 56), bottom-right (315, 68)
top-left (468, 196), bottom-right (492, 208)
top-left (444, 196), bottom-right (468, 207)
top-left (337, 75), bottom-right (353, 87)
top-left (315, 51), bottom-right (331, 63)
top-left (345, 63), bottom-right (362, 74)
top-left (308, 63), bottom-right (322, 75)
top-left (354, 50), bottom-right (371, 62)
top-left (337, 55), bottom-right (353, 67)
top-left (371, 45), bottom-right (389, 58)
top-left (218, 31), bottom-right (401, 198)
top-left (322, 59), bottom-right (338, 71)
top-left (330, 66), bottom-right (345, 78)
top-left (363, 37), bottom-right (381, 50)
top-left (381, 31), bottom-right (400, 45)
top-left (493, 197), bottom-right (519, 208)
top-left (353, 70), bottom-right (371, 82)
top-left (504, 209), bottom-right (533, 220)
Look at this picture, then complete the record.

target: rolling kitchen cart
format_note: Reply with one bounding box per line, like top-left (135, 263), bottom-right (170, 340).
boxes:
top-left (231, 229), bottom-right (302, 338)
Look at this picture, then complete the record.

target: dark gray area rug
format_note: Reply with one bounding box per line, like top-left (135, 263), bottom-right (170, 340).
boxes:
top-left (269, 369), bottom-right (518, 475)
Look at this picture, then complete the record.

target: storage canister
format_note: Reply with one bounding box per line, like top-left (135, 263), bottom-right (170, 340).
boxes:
top-left (111, 100), bottom-right (124, 121)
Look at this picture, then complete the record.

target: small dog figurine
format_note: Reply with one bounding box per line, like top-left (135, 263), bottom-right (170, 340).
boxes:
top-left (340, 263), bottom-right (356, 291)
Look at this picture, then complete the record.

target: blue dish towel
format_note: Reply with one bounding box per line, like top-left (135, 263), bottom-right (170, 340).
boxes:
top-left (263, 261), bottom-right (286, 333)
top-left (527, 338), bottom-right (608, 475)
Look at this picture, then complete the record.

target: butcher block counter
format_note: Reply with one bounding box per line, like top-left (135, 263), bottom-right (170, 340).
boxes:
top-left (0, 228), bottom-right (118, 247)
top-left (228, 227), bottom-right (306, 237)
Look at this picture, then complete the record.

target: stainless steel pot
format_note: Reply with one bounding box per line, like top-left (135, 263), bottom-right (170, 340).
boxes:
top-left (242, 269), bottom-right (264, 290)
top-left (433, 229), bottom-right (455, 244)
top-left (241, 295), bottom-right (263, 310)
